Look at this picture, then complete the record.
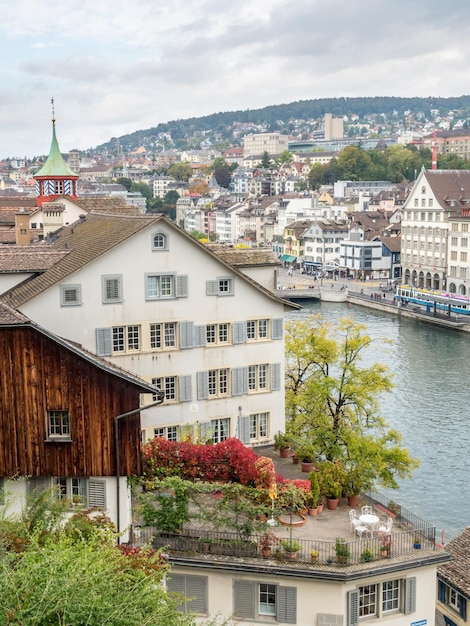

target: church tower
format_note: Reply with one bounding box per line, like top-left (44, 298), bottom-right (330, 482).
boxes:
top-left (34, 102), bottom-right (79, 207)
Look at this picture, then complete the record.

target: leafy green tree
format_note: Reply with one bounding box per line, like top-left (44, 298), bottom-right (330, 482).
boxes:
top-left (308, 163), bottom-right (325, 190)
top-left (147, 197), bottom-right (164, 213)
top-left (115, 176), bottom-right (133, 191)
top-left (336, 146), bottom-right (373, 180)
top-left (130, 181), bottom-right (152, 200)
top-left (276, 150), bottom-right (294, 164)
top-left (260, 151), bottom-right (273, 169)
top-left (213, 166), bottom-right (232, 188)
top-left (168, 162), bottom-right (193, 182)
top-left (285, 316), bottom-right (419, 490)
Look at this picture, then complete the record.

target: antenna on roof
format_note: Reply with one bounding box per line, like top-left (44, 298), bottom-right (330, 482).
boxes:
top-left (51, 97), bottom-right (55, 125)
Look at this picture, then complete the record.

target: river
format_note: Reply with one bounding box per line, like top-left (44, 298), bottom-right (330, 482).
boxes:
top-left (287, 300), bottom-right (469, 542)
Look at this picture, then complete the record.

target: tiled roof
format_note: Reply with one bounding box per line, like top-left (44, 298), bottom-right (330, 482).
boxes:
top-left (0, 246), bottom-right (69, 273)
top-left (424, 170), bottom-right (470, 212)
top-left (0, 207), bottom-right (34, 225)
top-left (438, 527), bottom-right (470, 598)
top-left (209, 247), bottom-right (280, 267)
top-left (0, 197), bottom-right (36, 209)
top-left (377, 236), bottom-right (401, 252)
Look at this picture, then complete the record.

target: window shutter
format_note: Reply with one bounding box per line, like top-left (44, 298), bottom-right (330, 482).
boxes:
top-left (179, 376), bottom-right (192, 402)
top-left (270, 363), bottom-right (281, 390)
top-left (206, 280), bottom-right (218, 295)
top-left (404, 577), bottom-right (416, 615)
top-left (437, 580), bottom-right (446, 604)
top-left (232, 321), bottom-right (246, 344)
top-left (96, 328), bottom-right (112, 356)
top-left (197, 371), bottom-right (209, 400)
top-left (272, 318), bottom-right (284, 339)
top-left (459, 594), bottom-right (467, 620)
top-left (238, 415), bottom-right (250, 444)
top-left (179, 321), bottom-right (194, 349)
top-left (347, 590), bottom-right (359, 626)
top-left (234, 580), bottom-right (255, 619)
top-left (168, 573), bottom-right (186, 611)
top-left (277, 586), bottom-right (297, 624)
top-left (88, 480), bottom-right (106, 508)
top-left (232, 367), bottom-right (248, 396)
top-left (27, 477), bottom-right (51, 495)
top-left (186, 575), bottom-right (207, 614)
top-left (194, 325), bottom-right (207, 347)
top-left (176, 275), bottom-right (188, 298)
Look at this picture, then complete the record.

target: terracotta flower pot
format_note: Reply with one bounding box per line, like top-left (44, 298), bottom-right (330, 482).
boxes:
top-left (308, 507), bottom-right (318, 517)
top-left (301, 461), bottom-right (315, 473)
top-left (280, 447), bottom-right (290, 459)
top-left (326, 498), bottom-right (339, 510)
top-left (347, 494), bottom-right (360, 508)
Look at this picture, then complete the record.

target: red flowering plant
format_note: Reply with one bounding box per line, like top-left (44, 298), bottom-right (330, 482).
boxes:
top-left (117, 545), bottom-right (169, 576)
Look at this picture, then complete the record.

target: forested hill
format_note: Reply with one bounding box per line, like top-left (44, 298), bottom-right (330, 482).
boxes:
top-left (98, 95), bottom-right (470, 153)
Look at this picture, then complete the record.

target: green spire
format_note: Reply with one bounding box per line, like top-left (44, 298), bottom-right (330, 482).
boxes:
top-left (35, 118), bottom-right (78, 178)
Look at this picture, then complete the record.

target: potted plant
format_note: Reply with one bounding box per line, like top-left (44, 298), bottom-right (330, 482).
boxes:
top-left (310, 549), bottom-right (319, 562)
top-left (335, 537), bottom-right (350, 564)
top-left (413, 535), bottom-right (422, 549)
top-left (295, 444), bottom-right (317, 473)
top-left (360, 545), bottom-right (375, 562)
top-left (274, 433), bottom-right (291, 458)
top-left (308, 470), bottom-right (321, 516)
top-left (258, 530), bottom-right (279, 558)
top-left (319, 462), bottom-right (347, 510)
top-left (280, 538), bottom-right (301, 560)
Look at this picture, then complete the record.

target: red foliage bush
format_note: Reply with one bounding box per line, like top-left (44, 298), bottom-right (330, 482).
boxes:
top-left (142, 437), bottom-right (260, 486)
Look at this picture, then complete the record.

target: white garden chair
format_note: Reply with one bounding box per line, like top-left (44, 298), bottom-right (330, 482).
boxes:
top-left (378, 517), bottom-right (393, 535)
top-left (361, 505), bottom-right (372, 516)
top-left (349, 509), bottom-right (361, 533)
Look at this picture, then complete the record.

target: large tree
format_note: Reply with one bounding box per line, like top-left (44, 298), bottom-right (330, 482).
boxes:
top-left (285, 316), bottom-right (419, 491)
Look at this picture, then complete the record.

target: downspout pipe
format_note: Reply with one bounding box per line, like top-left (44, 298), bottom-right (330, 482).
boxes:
top-left (114, 391), bottom-right (165, 542)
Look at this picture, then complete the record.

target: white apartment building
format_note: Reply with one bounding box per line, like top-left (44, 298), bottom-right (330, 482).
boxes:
top-left (1, 214), bottom-right (296, 445)
top-left (243, 133), bottom-right (289, 157)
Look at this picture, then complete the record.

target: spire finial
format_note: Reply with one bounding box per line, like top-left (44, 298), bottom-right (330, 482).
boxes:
top-left (51, 97), bottom-right (55, 125)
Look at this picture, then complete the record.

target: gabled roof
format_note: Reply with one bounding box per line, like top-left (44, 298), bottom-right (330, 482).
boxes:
top-left (438, 527), bottom-right (470, 598)
top-left (0, 246), bottom-right (68, 274)
top-left (1, 213), bottom-right (299, 311)
top-left (209, 247), bottom-right (280, 268)
top-left (0, 301), bottom-right (157, 394)
top-left (422, 169), bottom-right (470, 212)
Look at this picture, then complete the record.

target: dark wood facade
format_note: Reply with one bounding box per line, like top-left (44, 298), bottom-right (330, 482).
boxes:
top-left (0, 322), bottom-right (156, 479)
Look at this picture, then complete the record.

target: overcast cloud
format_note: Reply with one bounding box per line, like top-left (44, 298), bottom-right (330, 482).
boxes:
top-left (1, 0), bottom-right (470, 159)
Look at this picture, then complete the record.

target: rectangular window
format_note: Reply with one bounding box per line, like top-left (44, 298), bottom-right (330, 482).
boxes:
top-left (382, 580), bottom-right (400, 613)
top-left (211, 418), bottom-right (230, 443)
top-left (127, 325), bottom-right (140, 350)
top-left (247, 319), bottom-right (269, 341)
top-left (206, 277), bottom-right (234, 296)
top-left (248, 364), bottom-right (269, 392)
top-left (462, 238), bottom-right (468, 247)
top-left (150, 322), bottom-right (177, 349)
top-left (152, 377), bottom-right (177, 402)
top-left (359, 584), bottom-right (377, 617)
top-left (47, 410), bottom-right (71, 440)
top-left (259, 584), bottom-right (276, 616)
top-left (154, 426), bottom-right (179, 441)
top-left (146, 274), bottom-right (175, 299)
top-left (111, 325), bottom-right (140, 352)
top-left (461, 251), bottom-right (467, 262)
top-left (206, 323), bottom-right (230, 345)
top-left (249, 412), bottom-right (269, 441)
top-left (102, 275), bottom-right (122, 303)
top-left (208, 369), bottom-right (229, 397)
top-left (451, 236), bottom-right (458, 246)
top-left (53, 477), bottom-right (90, 506)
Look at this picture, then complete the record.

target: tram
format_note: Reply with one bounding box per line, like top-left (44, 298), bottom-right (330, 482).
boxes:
top-left (395, 285), bottom-right (470, 316)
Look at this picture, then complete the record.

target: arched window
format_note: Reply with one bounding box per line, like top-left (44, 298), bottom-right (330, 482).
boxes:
top-left (152, 232), bottom-right (168, 251)
top-left (421, 186), bottom-right (426, 194)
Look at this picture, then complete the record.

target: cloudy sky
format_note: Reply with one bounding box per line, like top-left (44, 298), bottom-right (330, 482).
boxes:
top-left (1, 0), bottom-right (470, 159)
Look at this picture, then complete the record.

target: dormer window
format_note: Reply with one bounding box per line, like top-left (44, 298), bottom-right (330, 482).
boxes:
top-left (152, 232), bottom-right (168, 251)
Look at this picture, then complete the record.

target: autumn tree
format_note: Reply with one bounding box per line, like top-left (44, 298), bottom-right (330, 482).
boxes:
top-left (285, 316), bottom-right (419, 491)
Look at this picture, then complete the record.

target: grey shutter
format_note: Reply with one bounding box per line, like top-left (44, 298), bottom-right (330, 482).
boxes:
top-left (232, 321), bottom-right (246, 344)
top-left (179, 321), bottom-right (194, 349)
top-left (168, 573), bottom-right (186, 611)
top-left (277, 586), bottom-right (297, 624)
top-left (238, 415), bottom-right (250, 444)
top-left (194, 325), bottom-right (207, 347)
top-left (179, 376), bottom-right (192, 402)
top-left (404, 577), bottom-right (416, 615)
top-left (270, 363), bottom-right (281, 391)
top-left (234, 580), bottom-right (255, 619)
top-left (27, 477), bottom-right (51, 495)
top-left (199, 421), bottom-right (211, 441)
top-left (186, 575), bottom-right (208, 614)
top-left (206, 280), bottom-right (218, 295)
top-left (272, 318), bottom-right (284, 340)
top-left (88, 480), bottom-right (106, 508)
top-left (96, 328), bottom-right (112, 356)
top-left (232, 367), bottom-right (248, 396)
top-left (460, 594), bottom-right (467, 620)
top-left (176, 275), bottom-right (188, 297)
top-left (347, 590), bottom-right (359, 626)
top-left (437, 580), bottom-right (446, 603)
top-left (197, 371), bottom-right (209, 400)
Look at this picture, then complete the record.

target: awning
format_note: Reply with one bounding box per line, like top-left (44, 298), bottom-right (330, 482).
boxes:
top-left (280, 254), bottom-right (297, 263)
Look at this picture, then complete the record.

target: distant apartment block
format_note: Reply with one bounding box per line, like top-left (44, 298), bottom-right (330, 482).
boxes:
top-left (324, 113), bottom-right (344, 140)
top-left (243, 133), bottom-right (289, 157)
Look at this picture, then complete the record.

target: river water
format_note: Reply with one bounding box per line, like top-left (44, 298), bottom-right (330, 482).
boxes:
top-left (287, 300), bottom-right (469, 542)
